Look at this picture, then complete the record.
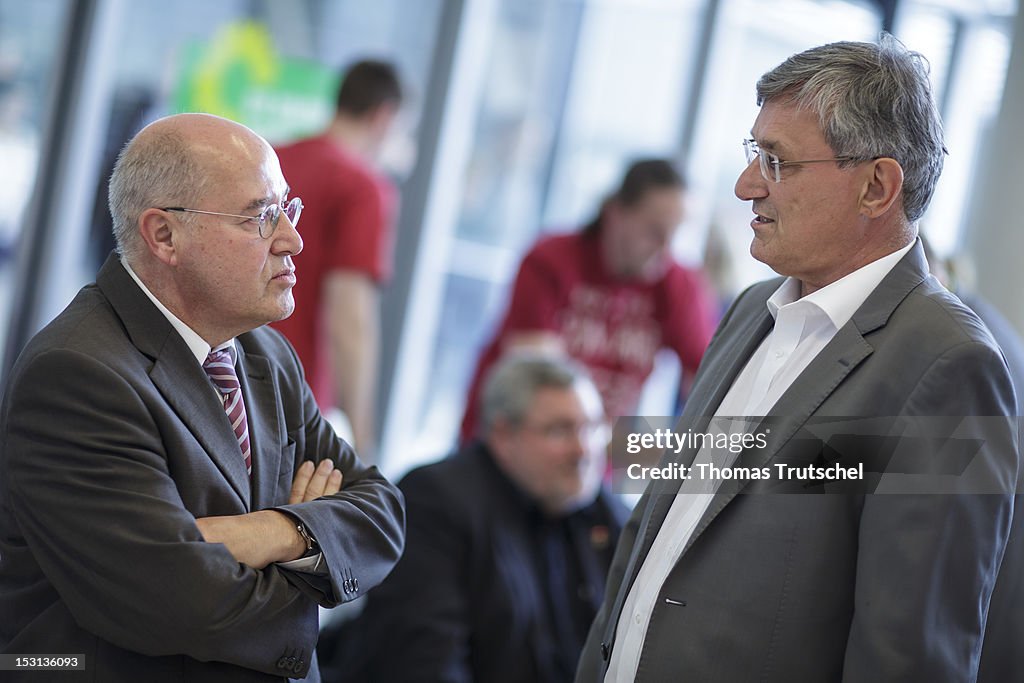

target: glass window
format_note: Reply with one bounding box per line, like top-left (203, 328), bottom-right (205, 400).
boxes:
top-left (453, 0), bottom-right (583, 248)
top-left (0, 0), bottom-right (71, 378)
top-left (895, 0), bottom-right (1017, 255)
top-left (544, 0), bottom-right (703, 229)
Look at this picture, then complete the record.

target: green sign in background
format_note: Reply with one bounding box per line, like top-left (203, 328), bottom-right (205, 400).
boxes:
top-left (173, 21), bottom-right (337, 143)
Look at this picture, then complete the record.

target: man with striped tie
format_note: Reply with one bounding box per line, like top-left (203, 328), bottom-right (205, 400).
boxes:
top-left (0, 113), bottom-right (405, 682)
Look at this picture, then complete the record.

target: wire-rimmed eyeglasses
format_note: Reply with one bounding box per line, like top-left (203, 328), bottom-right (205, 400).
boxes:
top-left (161, 197), bottom-right (303, 238)
top-left (743, 138), bottom-right (864, 183)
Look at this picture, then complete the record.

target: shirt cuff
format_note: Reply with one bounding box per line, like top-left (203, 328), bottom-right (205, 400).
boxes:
top-left (277, 552), bottom-right (327, 574)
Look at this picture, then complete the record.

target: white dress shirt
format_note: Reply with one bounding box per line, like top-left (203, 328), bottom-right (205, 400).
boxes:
top-left (605, 241), bottom-right (914, 681)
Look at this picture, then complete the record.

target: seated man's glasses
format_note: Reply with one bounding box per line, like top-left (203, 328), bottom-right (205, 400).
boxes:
top-left (742, 138), bottom-right (863, 184)
top-left (526, 419), bottom-right (611, 445)
top-left (161, 197), bottom-right (303, 239)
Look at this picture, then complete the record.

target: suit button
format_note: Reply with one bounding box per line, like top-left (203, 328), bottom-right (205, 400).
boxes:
top-left (353, 577), bottom-right (359, 592)
top-left (600, 642), bottom-right (609, 661)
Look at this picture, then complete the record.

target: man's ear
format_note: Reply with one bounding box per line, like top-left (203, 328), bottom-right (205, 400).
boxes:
top-left (138, 208), bottom-right (180, 266)
top-left (859, 157), bottom-right (904, 219)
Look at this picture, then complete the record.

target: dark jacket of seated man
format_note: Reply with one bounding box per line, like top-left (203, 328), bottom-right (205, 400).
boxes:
top-left (319, 356), bottom-right (628, 683)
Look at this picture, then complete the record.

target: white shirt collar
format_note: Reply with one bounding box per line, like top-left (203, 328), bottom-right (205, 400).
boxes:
top-left (121, 258), bottom-right (235, 366)
top-left (766, 240), bottom-right (915, 330)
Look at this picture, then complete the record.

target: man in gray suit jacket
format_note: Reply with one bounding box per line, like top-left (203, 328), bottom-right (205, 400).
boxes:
top-left (0, 113), bottom-right (405, 681)
top-left (577, 36), bottom-right (1019, 682)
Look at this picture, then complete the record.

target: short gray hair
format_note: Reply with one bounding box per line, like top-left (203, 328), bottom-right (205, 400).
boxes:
top-left (480, 355), bottom-right (598, 433)
top-left (108, 128), bottom-right (210, 263)
top-left (756, 33), bottom-right (944, 223)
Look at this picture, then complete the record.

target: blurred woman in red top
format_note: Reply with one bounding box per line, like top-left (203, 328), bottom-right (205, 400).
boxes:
top-left (460, 159), bottom-right (718, 442)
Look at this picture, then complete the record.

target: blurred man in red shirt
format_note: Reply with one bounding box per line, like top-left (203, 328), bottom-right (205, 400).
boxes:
top-left (274, 60), bottom-right (402, 461)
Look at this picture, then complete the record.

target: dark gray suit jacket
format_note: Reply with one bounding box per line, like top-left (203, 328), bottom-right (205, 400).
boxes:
top-left (0, 254), bottom-right (405, 682)
top-left (576, 241), bottom-right (1019, 682)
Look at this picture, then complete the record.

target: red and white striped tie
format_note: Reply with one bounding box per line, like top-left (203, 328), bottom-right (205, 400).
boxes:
top-left (203, 347), bottom-right (252, 476)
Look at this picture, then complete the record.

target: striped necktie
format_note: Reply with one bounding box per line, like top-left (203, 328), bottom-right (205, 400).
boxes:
top-left (203, 347), bottom-right (252, 476)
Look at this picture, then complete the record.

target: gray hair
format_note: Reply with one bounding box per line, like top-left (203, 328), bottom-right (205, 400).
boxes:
top-left (108, 128), bottom-right (209, 263)
top-left (756, 33), bottom-right (945, 223)
top-left (480, 355), bottom-right (598, 433)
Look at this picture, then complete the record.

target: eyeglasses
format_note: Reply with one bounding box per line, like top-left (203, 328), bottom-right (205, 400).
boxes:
top-left (161, 197), bottom-right (303, 238)
top-left (743, 138), bottom-right (863, 183)
top-left (525, 419), bottom-right (611, 444)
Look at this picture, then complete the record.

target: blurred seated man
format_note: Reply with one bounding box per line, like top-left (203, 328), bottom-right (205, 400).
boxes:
top-left (320, 355), bottom-right (628, 682)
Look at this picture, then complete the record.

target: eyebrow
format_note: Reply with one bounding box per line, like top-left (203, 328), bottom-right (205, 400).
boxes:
top-left (750, 134), bottom-right (781, 153)
top-left (241, 185), bottom-right (291, 213)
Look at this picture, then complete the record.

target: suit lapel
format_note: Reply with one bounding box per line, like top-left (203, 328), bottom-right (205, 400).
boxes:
top-left (96, 253), bottom-right (252, 509)
top-left (606, 291), bottom-right (777, 629)
top-left (643, 293), bottom-right (774, 542)
top-left (684, 303), bottom-right (776, 423)
top-left (150, 351), bottom-right (252, 509)
top-left (680, 323), bottom-right (874, 555)
top-left (236, 341), bottom-right (284, 510)
top-left (677, 240), bottom-right (931, 556)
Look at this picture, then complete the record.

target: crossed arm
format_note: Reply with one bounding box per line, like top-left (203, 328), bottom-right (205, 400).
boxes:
top-left (196, 458), bottom-right (343, 568)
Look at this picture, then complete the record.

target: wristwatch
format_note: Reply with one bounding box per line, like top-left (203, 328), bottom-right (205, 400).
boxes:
top-left (295, 522), bottom-right (318, 554)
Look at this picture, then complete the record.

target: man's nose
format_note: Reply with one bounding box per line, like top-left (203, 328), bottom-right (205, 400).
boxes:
top-left (735, 157), bottom-right (768, 201)
top-left (565, 427), bottom-right (588, 461)
top-left (273, 212), bottom-right (303, 255)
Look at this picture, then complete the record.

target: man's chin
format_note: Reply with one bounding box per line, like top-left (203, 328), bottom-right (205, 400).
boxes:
top-left (274, 297), bottom-right (296, 321)
top-left (749, 240), bottom-right (774, 268)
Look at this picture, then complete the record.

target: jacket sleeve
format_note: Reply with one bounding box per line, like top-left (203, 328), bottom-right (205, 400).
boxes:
top-left (842, 340), bottom-right (1019, 682)
top-left (257, 326), bottom-right (405, 607)
top-left (269, 372), bottom-right (405, 607)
